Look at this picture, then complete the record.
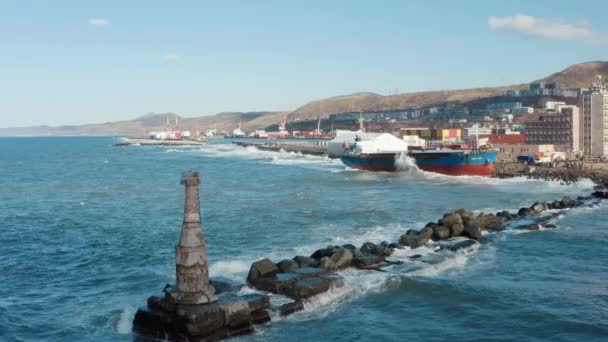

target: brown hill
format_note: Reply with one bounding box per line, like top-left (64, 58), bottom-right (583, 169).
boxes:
top-left (288, 85), bottom-right (526, 121)
top-left (537, 61), bottom-right (608, 89)
top-left (288, 61), bottom-right (608, 121)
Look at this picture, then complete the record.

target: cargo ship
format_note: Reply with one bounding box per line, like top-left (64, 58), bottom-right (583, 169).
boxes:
top-left (341, 150), bottom-right (497, 176)
top-left (329, 130), bottom-right (497, 177)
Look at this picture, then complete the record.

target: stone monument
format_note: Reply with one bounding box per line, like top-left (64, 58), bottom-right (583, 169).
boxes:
top-left (166, 171), bottom-right (217, 305)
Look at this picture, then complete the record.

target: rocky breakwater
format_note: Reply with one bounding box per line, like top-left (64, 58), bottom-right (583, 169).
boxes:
top-left (245, 196), bottom-right (584, 312)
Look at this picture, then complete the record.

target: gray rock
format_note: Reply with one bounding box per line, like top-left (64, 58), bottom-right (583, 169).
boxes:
top-left (388, 243), bottom-right (401, 249)
top-left (431, 225), bottom-right (451, 240)
top-left (239, 293), bottom-right (270, 312)
top-left (593, 190), bottom-right (608, 199)
top-left (250, 309), bottom-right (271, 325)
top-left (325, 245), bottom-right (338, 256)
top-left (398, 234), bottom-right (409, 247)
top-left (277, 259), bottom-right (299, 273)
top-left (419, 226), bottom-right (435, 239)
top-left (360, 242), bottom-right (378, 254)
top-left (318, 257), bottom-right (334, 271)
top-left (531, 202), bottom-right (546, 213)
top-left (518, 207), bottom-right (533, 216)
top-left (210, 277), bottom-right (236, 295)
top-left (550, 200), bottom-right (562, 209)
top-left (406, 234), bottom-right (429, 249)
top-left (342, 244), bottom-right (357, 252)
top-left (463, 223), bottom-right (482, 240)
top-left (561, 196), bottom-right (575, 207)
top-left (310, 248), bottom-right (329, 260)
top-left (442, 213), bottom-right (463, 228)
top-left (454, 208), bottom-right (468, 216)
top-left (293, 256), bottom-right (317, 268)
top-left (132, 308), bottom-right (172, 339)
top-left (450, 223), bottom-right (464, 237)
top-left (474, 214), bottom-right (505, 231)
top-left (353, 254), bottom-right (385, 268)
top-left (279, 301), bottom-right (304, 316)
top-left (329, 248), bottom-right (353, 269)
top-left (446, 239), bottom-right (479, 253)
top-left (252, 273), bottom-right (298, 293)
top-left (247, 258), bottom-right (278, 284)
top-left (283, 277), bottom-right (333, 299)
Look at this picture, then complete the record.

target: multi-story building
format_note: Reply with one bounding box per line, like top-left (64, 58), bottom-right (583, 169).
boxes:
top-left (504, 82), bottom-right (580, 98)
top-left (524, 107), bottom-right (581, 152)
top-left (580, 75), bottom-right (608, 156)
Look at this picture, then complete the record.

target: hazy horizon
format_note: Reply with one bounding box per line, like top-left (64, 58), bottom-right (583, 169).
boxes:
top-left (2, 0), bottom-right (608, 128)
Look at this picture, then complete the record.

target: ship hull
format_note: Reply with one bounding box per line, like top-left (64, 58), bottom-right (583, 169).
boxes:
top-left (340, 151), bottom-right (497, 177)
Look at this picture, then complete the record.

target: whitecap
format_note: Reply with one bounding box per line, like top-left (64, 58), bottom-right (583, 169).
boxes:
top-left (116, 306), bottom-right (136, 334)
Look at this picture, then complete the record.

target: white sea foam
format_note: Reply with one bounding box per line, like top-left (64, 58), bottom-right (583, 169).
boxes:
top-left (407, 249), bottom-right (477, 277)
top-left (209, 260), bottom-right (250, 280)
top-left (395, 153), bottom-right (422, 175)
top-left (116, 306), bottom-right (136, 334)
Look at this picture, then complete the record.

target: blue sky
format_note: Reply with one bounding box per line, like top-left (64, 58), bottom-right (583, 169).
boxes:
top-left (1, 0), bottom-right (607, 127)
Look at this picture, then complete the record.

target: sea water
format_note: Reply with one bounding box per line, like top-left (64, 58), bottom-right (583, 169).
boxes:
top-left (0, 137), bottom-right (606, 341)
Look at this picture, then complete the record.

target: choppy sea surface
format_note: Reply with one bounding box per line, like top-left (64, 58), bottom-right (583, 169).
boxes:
top-left (1, 137), bottom-right (607, 342)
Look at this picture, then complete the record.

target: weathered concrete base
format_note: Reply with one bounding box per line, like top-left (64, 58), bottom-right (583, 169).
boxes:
top-left (133, 289), bottom-right (274, 341)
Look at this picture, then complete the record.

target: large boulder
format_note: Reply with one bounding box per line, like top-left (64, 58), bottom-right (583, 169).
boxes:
top-left (283, 277), bottom-right (333, 299)
top-left (561, 196), bottom-right (575, 207)
top-left (463, 223), bottom-right (482, 240)
top-left (431, 225), bottom-right (451, 241)
top-left (342, 244), bottom-right (357, 252)
top-left (239, 293), bottom-right (270, 312)
top-left (449, 223), bottom-right (464, 237)
top-left (518, 207), bottom-right (533, 216)
top-left (252, 273), bottom-right (298, 293)
top-left (353, 254), bottom-right (385, 268)
top-left (442, 213), bottom-right (463, 228)
top-left (329, 248), bottom-right (353, 269)
top-left (279, 301), bottom-right (304, 316)
top-left (473, 214), bottom-right (505, 231)
top-left (531, 202), bottom-right (546, 213)
top-left (446, 239), bottom-right (479, 253)
top-left (310, 248), bottom-right (330, 260)
top-left (247, 258), bottom-right (278, 284)
top-left (593, 190), bottom-right (608, 199)
top-left (406, 233), bottom-right (429, 249)
top-left (419, 226), bottom-right (435, 239)
top-left (277, 259), bottom-right (299, 273)
top-left (360, 242), bottom-right (378, 254)
top-left (318, 257), bottom-right (335, 271)
top-left (293, 256), bottom-right (318, 268)
top-left (549, 200), bottom-right (562, 209)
